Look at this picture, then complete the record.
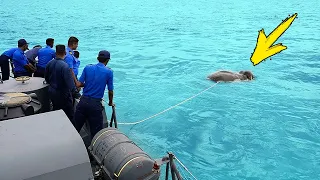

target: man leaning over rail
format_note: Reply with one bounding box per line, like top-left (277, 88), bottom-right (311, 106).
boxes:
top-left (25, 45), bottom-right (42, 66)
top-left (74, 50), bottom-right (114, 139)
top-left (12, 39), bottom-right (36, 78)
top-left (34, 38), bottom-right (55, 78)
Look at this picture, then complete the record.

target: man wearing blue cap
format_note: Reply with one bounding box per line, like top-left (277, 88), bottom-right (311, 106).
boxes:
top-left (12, 39), bottom-right (36, 77)
top-left (34, 38), bottom-right (55, 78)
top-left (74, 50), bottom-right (114, 138)
top-left (0, 45), bottom-right (19, 80)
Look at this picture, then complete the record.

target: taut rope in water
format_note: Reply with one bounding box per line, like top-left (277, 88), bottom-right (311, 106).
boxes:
top-left (117, 82), bottom-right (220, 125)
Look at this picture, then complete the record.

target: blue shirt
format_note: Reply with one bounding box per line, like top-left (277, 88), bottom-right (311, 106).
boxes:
top-left (73, 57), bottom-right (80, 77)
top-left (25, 47), bottom-right (41, 61)
top-left (12, 49), bottom-right (28, 73)
top-left (2, 48), bottom-right (19, 59)
top-left (64, 47), bottom-right (77, 74)
top-left (44, 58), bottom-right (76, 93)
top-left (79, 63), bottom-right (114, 99)
top-left (37, 46), bottom-right (55, 68)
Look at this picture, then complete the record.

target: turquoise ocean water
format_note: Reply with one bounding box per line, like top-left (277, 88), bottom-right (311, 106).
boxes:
top-left (1, 0), bottom-right (319, 179)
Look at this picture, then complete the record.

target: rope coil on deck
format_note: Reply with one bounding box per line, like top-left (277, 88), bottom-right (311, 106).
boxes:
top-left (117, 82), bottom-right (219, 125)
top-left (0, 93), bottom-right (31, 108)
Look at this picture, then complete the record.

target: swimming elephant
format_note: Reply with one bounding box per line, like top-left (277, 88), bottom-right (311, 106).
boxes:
top-left (207, 70), bottom-right (254, 82)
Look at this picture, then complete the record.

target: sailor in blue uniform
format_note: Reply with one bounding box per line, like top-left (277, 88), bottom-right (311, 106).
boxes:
top-left (44, 44), bottom-right (77, 123)
top-left (0, 47), bottom-right (18, 80)
top-left (65, 36), bottom-right (81, 98)
top-left (73, 50), bottom-right (81, 97)
top-left (74, 50), bottom-right (114, 138)
top-left (34, 38), bottom-right (55, 78)
top-left (64, 36), bottom-right (78, 83)
top-left (73, 50), bottom-right (80, 78)
top-left (12, 39), bottom-right (36, 77)
top-left (25, 45), bottom-right (42, 66)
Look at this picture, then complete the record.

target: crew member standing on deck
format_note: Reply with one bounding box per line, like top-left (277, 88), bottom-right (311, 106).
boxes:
top-left (74, 50), bottom-right (114, 139)
top-left (44, 45), bottom-right (77, 123)
top-left (65, 36), bottom-right (81, 98)
top-left (12, 39), bottom-right (36, 77)
top-left (0, 46), bottom-right (18, 80)
top-left (65, 36), bottom-right (79, 83)
top-left (34, 38), bottom-right (55, 77)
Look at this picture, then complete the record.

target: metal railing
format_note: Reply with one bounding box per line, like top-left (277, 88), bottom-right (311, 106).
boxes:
top-left (108, 105), bottom-right (117, 128)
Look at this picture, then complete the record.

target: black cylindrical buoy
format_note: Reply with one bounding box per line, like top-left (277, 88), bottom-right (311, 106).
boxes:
top-left (89, 128), bottom-right (160, 180)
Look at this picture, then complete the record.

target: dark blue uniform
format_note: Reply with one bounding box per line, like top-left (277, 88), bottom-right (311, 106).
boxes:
top-left (44, 58), bottom-right (76, 123)
top-left (74, 62), bottom-right (114, 138)
top-left (35, 45), bottom-right (56, 78)
top-left (0, 48), bottom-right (18, 80)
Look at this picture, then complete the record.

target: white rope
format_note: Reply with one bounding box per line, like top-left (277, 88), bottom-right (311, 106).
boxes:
top-left (177, 164), bottom-right (188, 180)
top-left (117, 82), bottom-right (219, 125)
top-left (175, 155), bottom-right (198, 180)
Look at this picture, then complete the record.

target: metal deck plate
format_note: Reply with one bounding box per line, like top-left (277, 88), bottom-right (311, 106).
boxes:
top-left (0, 110), bottom-right (94, 180)
top-left (0, 77), bottom-right (48, 93)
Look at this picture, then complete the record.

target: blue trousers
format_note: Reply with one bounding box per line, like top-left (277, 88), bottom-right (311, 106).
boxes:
top-left (34, 66), bottom-right (45, 78)
top-left (0, 55), bottom-right (10, 80)
top-left (49, 88), bottom-right (75, 125)
top-left (74, 96), bottom-right (104, 138)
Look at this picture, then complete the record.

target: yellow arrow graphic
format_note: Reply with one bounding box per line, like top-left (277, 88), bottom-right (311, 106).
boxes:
top-left (250, 13), bottom-right (298, 66)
